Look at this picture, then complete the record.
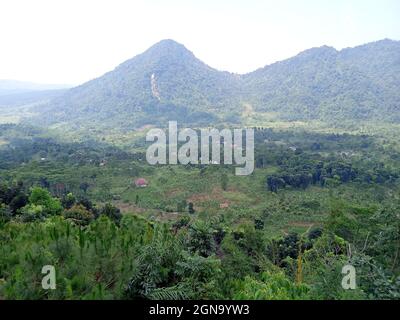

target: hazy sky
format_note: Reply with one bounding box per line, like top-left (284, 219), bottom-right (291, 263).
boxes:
top-left (1, 0), bottom-right (399, 85)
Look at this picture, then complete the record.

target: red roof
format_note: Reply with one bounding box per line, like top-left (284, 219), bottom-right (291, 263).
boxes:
top-left (135, 178), bottom-right (148, 186)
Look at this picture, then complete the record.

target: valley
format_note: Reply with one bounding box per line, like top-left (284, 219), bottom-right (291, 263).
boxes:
top-left (0, 38), bottom-right (400, 300)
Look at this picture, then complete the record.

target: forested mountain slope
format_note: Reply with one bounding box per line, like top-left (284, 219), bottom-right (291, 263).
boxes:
top-left (244, 39), bottom-right (400, 122)
top-left (31, 39), bottom-right (242, 129)
top-left (28, 39), bottom-right (400, 130)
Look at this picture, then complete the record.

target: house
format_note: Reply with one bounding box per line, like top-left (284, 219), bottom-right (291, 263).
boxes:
top-left (135, 178), bottom-right (148, 188)
top-left (99, 160), bottom-right (107, 166)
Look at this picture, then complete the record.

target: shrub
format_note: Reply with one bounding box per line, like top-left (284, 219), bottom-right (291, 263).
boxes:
top-left (63, 204), bottom-right (94, 225)
top-left (29, 187), bottom-right (62, 215)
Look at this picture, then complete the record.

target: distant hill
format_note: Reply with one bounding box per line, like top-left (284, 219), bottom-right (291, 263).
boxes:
top-left (0, 89), bottom-right (68, 108)
top-left (27, 39), bottom-right (400, 130)
top-left (244, 39), bottom-right (400, 122)
top-left (0, 80), bottom-right (70, 96)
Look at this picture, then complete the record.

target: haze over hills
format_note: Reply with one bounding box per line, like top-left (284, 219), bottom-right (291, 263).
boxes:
top-left (0, 81), bottom-right (70, 122)
top-left (0, 89), bottom-right (68, 109)
top-left (0, 80), bottom-right (70, 96)
top-left (27, 38), bottom-right (400, 131)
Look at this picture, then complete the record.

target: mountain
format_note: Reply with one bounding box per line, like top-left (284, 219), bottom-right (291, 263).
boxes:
top-left (27, 39), bottom-right (400, 131)
top-left (244, 39), bottom-right (400, 122)
top-left (32, 39), bottom-right (242, 130)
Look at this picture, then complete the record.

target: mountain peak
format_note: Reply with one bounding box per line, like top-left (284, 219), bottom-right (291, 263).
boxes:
top-left (145, 39), bottom-right (192, 56)
top-left (374, 38), bottom-right (398, 45)
top-left (297, 45), bottom-right (337, 57)
top-left (113, 38), bottom-right (199, 76)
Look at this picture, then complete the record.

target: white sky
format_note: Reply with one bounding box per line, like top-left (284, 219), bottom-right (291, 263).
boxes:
top-left (0, 0), bottom-right (399, 85)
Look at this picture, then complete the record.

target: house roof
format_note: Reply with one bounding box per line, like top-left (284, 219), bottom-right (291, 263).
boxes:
top-left (135, 178), bottom-right (148, 186)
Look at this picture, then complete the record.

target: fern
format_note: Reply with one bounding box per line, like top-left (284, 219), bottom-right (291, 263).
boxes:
top-left (147, 284), bottom-right (190, 300)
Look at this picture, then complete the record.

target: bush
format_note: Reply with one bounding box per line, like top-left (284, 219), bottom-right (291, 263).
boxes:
top-left (19, 204), bottom-right (45, 222)
top-left (29, 187), bottom-right (62, 215)
top-left (233, 272), bottom-right (309, 300)
top-left (99, 203), bottom-right (122, 224)
top-left (63, 204), bottom-right (94, 225)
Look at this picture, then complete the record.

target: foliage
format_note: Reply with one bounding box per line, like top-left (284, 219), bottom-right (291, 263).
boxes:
top-left (1, 118), bottom-right (400, 300)
top-left (233, 272), bottom-right (309, 300)
top-left (62, 204), bottom-right (94, 226)
top-left (28, 187), bottom-right (62, 216)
